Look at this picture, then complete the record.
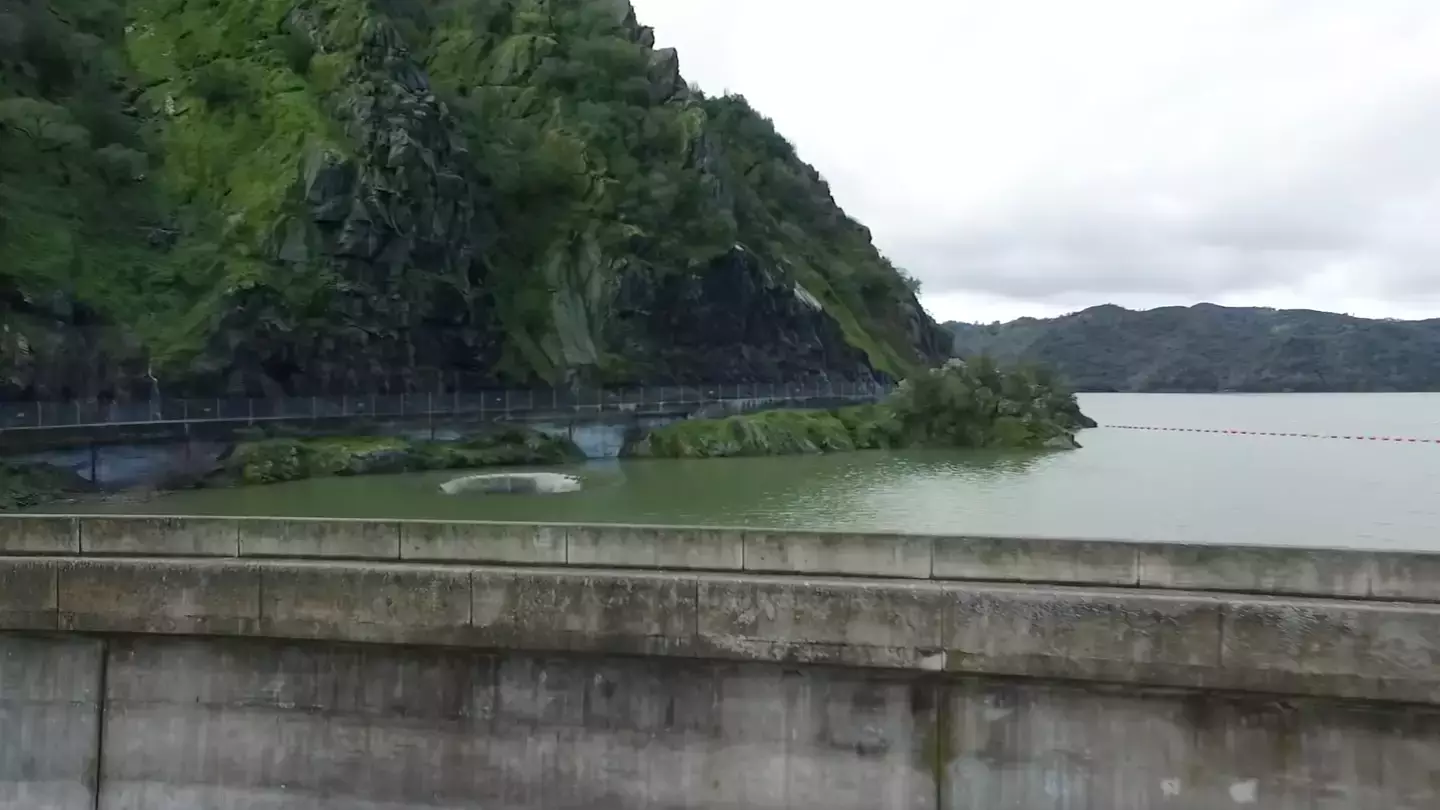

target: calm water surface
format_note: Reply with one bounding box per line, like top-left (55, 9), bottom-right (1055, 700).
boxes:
top-left (57, 394), bottom-right (1440, 549)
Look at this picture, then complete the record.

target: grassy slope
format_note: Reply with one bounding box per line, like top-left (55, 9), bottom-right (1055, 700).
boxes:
top-left (1, 0), bottom-right (935, 389)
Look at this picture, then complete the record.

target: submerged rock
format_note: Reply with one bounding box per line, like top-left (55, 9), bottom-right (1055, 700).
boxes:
top-left (440, 472), bottom-right (582, 496)
top-left (1043, 434), bottom-right (1082, 450)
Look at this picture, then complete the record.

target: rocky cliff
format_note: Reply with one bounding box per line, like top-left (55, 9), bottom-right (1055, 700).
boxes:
top-left (0, 0), bottom-right (948, 400)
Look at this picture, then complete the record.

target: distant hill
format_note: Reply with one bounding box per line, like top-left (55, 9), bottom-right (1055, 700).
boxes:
top-left (944, 304), bottom-right (1440, 393)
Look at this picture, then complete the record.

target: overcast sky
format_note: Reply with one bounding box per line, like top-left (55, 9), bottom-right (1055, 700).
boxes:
top-left (629, 0), bottom-right (1440, 324)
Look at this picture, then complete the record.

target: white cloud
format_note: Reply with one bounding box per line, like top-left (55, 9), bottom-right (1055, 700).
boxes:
top-left (630, 0), bottom-right (1440, 323)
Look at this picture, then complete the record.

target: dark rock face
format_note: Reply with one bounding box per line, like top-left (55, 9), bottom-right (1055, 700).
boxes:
top-left (903, 300), bottom-right (953, 371)
top-left (202, 23), bottom-right (507, 397)
top-left (610, 247), bottom-right (876, 384)
top-left (647, 48), bottom-right (687, 103)
top-left (0, 1), bottom-right (951, 403)
top-left (0, 281), bottom-right (150, 401)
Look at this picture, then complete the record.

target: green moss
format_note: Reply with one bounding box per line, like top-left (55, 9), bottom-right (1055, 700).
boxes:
top-left (220, 426), bottom-right (581, 486)
top-left (630, 361), bottom-right (1093, 459)
top-left (227, 439), bottom-right (309, 484)
top-left (833, 403), bottom-right (905, 449)
top-left (0, 461), bottom-right (93, 512)
top-left (631, 409), bottom-right (861, 459)
top-left (2, 0), bottom-right (941, 390)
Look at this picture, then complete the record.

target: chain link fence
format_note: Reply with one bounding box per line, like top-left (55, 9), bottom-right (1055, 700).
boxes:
top-left (0, 380), bottom-right (891, 431)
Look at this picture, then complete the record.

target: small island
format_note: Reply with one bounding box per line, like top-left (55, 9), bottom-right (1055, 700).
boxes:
top-left (0, 360), bottom-right (1090, 510)
top-left (627, 358), bottom-right (1095, 459)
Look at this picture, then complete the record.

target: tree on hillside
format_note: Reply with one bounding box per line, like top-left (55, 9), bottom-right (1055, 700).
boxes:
top-left (888, 358), bottom-right (1092, 448)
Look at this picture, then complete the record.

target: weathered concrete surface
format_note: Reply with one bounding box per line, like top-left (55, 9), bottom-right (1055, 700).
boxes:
top-left (10, 631), bottom-right (1439, 809)
top-left (401, 520), bottom-right (566, 564)
top-left (0, 636), bottom-right (102, 810)
top-left (58, 558), bottom-right (260, 636)
top-left (1220, 596), bottom-right (1440, 704)
top-left (471, 568), bottom-right (697, 656)
top-left (943, 678), bottom-right (1440, 809)
top-left (943, 584), bottom-right (1225, 686)
top-left (0, 517), bottom-right (77, 554)
top-left (259, 561), bottom-right (471, 646)
top-left (568, 524), bottom-right (743, 570)
top-left (745, 531), bottom-right (932, 579)
top-left (1136, 543), bottom-right (1374, 597)
top-left (932, 534), bottom-right (1136, 585)
top-left (0, 558), bottom-right (58, 631)
top-left (98, 637), bottom-right (938, 810)
top-left (7, 557), bottom-right (1440, 705)
top-left (698, 575), bottom-right (948, 670)
top-left (11, 514), bottom-right (1440, 603)
top-left (79, 516), bottom-right (238, 556)
top-left (239, 518), bottom-right (400, 559)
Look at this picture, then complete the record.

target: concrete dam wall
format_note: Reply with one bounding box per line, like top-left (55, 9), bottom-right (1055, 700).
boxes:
top-left (10, 634), bottom-right (1440, 810)
top-left (4, 515), bottom-right (1440, 808)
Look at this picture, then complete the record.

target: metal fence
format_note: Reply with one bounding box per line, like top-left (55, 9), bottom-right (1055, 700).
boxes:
top-left (0, 380), bottom-right (891, 431)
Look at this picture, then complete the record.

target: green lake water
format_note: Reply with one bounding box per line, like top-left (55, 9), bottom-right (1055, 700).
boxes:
top-left (51, 393), bottom-right (1440, 549)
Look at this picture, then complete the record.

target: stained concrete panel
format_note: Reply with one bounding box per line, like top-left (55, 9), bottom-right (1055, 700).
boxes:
top-left (401, 520), bottom-right (567, 564)
top-left (931, 534), bottom-right (1138, 586)
top-left (1366, 551), bottom-right (1440, 601)
top-left (58, 558), bottom-right (260, 635)
top-left (79, 516), bottom-right (238, 556)
top-left (98, 637), bottom-right (937, 810)
top-left (471, 568), bottom-right (697, 655)
top-left (697, 575), bottom-right (947, 669)
top-left (238, 518), bottom-right (400, 559)
top-left (744, 531), bottom-right (932, 579)
top-left (0, 559), bottom-right (58, 631)
top-left (0, 516), bottom-right (78, 554)
top-left (1136, 544), bottom-right (1373, 598)
top-left (1221, 597), bottom-right (1440, 703)
top-left (943, 678), bottom-right (1440, 809)
top-left (566, 524), bottom-right (744, 570)
top-left (942, 584), bottom-right (1224, 683)
top-left (258, 561), bottom-right (471, 646)
top-left (0, 635), bottom-right (102, 810)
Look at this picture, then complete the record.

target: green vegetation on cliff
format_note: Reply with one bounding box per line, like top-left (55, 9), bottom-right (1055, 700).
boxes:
top-left (947, 304), bottom-right (1440, 393)
top-left (628, 360), bottom-right (1092, 459)
top-left (626, 406), bottom-right (900, 459)
top-left (219, 426), bottom-right (580, 486)
top-left (0, 460), bottom-right (92, 511)
top-left (1, 0), bottom-right (947, 399)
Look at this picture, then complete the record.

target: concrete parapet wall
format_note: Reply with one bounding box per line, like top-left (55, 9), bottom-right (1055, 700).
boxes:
top-left (6, 555), bottom-right (1440, 705)
top-left (0, 636), bottom-right (102, 810)
top-left (7, 633), bottom-right (1440, 809)
top-left (5, 514), bottom-right (1440, 602)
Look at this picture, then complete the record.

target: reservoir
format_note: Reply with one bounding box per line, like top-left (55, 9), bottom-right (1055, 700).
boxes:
top-left (49, 393), bottom-right (1440, 549)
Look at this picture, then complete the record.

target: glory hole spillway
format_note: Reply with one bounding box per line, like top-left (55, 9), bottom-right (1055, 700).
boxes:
top-left (2, 514), bottom-right (1440, 809)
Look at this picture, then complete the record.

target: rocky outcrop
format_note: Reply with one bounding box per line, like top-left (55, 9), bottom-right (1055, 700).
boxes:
top-left (610, 246), bottom-right (876, 383)
top-left (0, 0), bottom-right (949, 403)
top-left (203, 21), bottom-right (507, 397)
